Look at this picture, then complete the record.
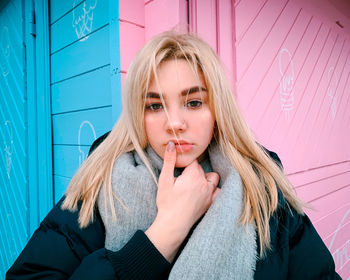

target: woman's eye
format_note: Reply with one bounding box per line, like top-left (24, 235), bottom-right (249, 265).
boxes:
top-left (186, 100), bottom-right (202, 108)
top-left (146, 103), bottom-right (163, 111)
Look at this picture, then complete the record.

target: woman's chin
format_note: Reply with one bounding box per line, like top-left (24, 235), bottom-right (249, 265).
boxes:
top-left (174, 155), bottom-right (196, 168)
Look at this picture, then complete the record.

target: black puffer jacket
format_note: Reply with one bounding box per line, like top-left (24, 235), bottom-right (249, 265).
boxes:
top-left (6, 135), bottom-right (341, 279)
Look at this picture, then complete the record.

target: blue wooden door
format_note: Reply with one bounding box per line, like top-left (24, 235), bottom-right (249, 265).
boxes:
top-left (0, 0), bottom-right (28, 276)
top-left (0, 0), bottom-right (121, 276)
top-left (50, 0), bottom-right (121, 203)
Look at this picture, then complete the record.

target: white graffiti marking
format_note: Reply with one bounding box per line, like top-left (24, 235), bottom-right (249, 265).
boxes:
top-left (78, 120), bottom-right (96, 166)
top-left (3, 120), bottom-right (13, 179)
top-left (72, 0), bottom-right (98, 41)
top-left (327, 67), bottom-right (338, 120)
top-left (329, 208), bottom-right (350, 270)
top-left (0, 26), bottom-right (10, 77)
top-left (279, 48), bottom-right (295, 122)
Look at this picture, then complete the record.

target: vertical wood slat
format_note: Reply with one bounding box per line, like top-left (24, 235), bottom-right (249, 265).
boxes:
top-left (0, 0), bottom-right (27, 275)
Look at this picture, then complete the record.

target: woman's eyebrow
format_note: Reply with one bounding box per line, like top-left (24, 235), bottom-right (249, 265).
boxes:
top-left (181, 86), bottom-right (207, 96)
top-left (146, 92), bottom-right (161, 99)
top-left (146, 86), bottom-right (207, 99)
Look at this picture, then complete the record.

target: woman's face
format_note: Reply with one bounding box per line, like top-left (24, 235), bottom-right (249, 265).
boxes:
top-left (144, 59), bottom-right (215, 168)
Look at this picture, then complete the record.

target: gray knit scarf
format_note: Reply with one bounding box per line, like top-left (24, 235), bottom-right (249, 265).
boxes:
top-left (98, 142), bottom-right (257, 279)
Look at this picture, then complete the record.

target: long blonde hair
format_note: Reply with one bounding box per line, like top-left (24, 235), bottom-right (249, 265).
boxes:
top-left (62, 31), bottom-right (304, 256)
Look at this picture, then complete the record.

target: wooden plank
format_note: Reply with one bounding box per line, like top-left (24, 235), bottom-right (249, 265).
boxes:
top-left (266, 27), bottom-right (336, 174)
top-left (50, 0), bottom-right (84, 24)
top-left (119, 21), bottom-right (144, 72)
top-left (50, 25), bottom-right (110, 83)
top-left (217, 0), bottom-right (235, 88)
top-left (119, 0), bottom-right (145, 26)
top-left (314, 202), bottom-right (350, 240)
top-left (53, 144), bottom-right (91, 179)
top-left (235, 0), bottom-right (266, 43)
top-left (54, 175), bottom-right (71, 203)
top-left (337, 258), bottom-right (349, 280)
top-left (251, 16), bottom-right (324, 170)
top-left (306, 185), bottom-right (350, 222)
top-left (310, 40), bottom-right (350, 167)
top-left (236, 0), bottom-right (288, 80)
top-left (289, 161), bottom-right (350, 187)
top-left (50, 0), bottom-right (109, 53)
top-left (51, 65), bottom-right (111, 114)
top-left (290, 29), bottom-right (344, 171)
top-left (52, 106), bottom-right (113, 145)
top-left (295, 170), bottom-right (350, 203)
top-left (237, 1), bottom-right (306, 122)
top-left (324, 219), bottom-right (350, 270)
top-left (145, 0), bottom-right (187, 41)
top-left (189, 0), bottom-right (217, 51)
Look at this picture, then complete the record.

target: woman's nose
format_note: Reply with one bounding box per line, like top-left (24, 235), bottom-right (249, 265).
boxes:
top-left (165, 108), bottom-right (186, 133)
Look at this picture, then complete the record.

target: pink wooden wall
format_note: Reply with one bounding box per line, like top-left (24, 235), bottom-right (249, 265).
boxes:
top-left (119, 0), bottom-right (350, 277)
top-left (235, 0), bottom-right (350, 277)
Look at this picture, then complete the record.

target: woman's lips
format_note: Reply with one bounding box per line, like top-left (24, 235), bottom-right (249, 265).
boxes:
top-left (174, 143), bottom-right (193, 153)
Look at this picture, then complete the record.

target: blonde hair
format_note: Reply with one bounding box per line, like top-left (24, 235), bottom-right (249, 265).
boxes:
top-left (62, 31), bottom-right (304, 256)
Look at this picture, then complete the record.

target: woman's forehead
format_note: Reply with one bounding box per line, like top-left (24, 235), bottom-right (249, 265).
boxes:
top-left (148, 60), bottom-right (205, 88)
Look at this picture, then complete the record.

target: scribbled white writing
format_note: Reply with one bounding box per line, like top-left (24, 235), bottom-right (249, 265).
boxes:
top-left (329, 208), bottom-right (350, 270)
top-left (278, 48), bottom-right (295, 122)
top-left (72, 0), bottom-right (98, 41)
top-left (78, 120), bottom-right (96, 166)
top-left (0, 26), bottom-right (10, 77)
top-left (3, 120), bottom-right (13, 179)
top-left (327, 67), bottom-right (338, 120)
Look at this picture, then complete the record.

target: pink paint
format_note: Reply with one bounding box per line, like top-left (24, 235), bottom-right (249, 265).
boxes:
top-left (119, 0), bottom-right (145, 26)
top-left (145, 0), bottom-right (187, 41)
top-left (119, 21), bottom-right (145, 72)
top-left (234, 0), bottom-right (350, 277)
top-left (119, 0), bottom-right (350, 277)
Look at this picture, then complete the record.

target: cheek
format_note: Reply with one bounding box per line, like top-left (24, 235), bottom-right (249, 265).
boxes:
top-left (195, 113), bottom-right (215, 140)
top-left (144, 115), bottom-right (161, 144)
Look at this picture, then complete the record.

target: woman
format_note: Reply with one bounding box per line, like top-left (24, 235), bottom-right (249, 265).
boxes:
top-left (6, 32), bottom-right (340, 279)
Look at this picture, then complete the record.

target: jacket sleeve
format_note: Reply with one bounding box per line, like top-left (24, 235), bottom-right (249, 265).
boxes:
top-left (6, 200), bottom-right (171, 280)
top-left (287, 212), bottom-right (342, 279)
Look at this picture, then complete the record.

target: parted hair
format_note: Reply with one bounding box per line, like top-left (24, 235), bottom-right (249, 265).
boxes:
top-left (62, 31), bottom-right (304, 257)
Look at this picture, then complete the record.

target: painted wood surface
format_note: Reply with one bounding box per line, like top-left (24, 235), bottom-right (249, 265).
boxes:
top-left (50, 0), bottom-right (84, 24)
top-left (51, 24), bottom-right (110, 83)
top-left (50, 0), bottom-right (108, 54)
top-left (121, 1), bottom-right (350, 276)
top-left (119, 0), bottom-right (188, 77)
top-left (50, 0), bottom-right (118, 203)
top-left (234, 0), bottom-right (350, 277)
top-left (0, 0), bottom-right (27, 276)
top-left (51, 65), bottom-right (111, 114)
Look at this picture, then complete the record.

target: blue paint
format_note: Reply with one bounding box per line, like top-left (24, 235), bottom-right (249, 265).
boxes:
top-left (50, 0), bottom-right (121, 205)
top-left (110, 0), bottom-right (122, 122)
top-left (34, 0), bottom-right (53, 227)
top-left (53, 175), bottom-right (72, 204)
top-left (52, 106), bottom-right (113, 145)
top-left (51, 24), bottom-right (110, 83)
top-left (0, 0), bottom-right (28, 275)
top-left (50, 0), bottom-right (84, 24)
top-left (53, 144), bottom-right (92, 178)
top-left (51, 65), bottom-right (111, 114)
top-left (50, 0), bottom-right (109, 53)
top-left (0, 0), bottom-right (121, 275)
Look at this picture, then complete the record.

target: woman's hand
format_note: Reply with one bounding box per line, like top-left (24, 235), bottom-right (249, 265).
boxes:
top-left (145, 141), bottom-right (220, 262)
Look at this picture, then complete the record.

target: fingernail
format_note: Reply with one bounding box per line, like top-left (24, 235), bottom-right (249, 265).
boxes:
top-left (167, 141), bottom-right (175, 152)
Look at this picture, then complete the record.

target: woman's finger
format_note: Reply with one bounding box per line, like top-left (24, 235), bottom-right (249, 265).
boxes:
top-left (159, 141), bottom-right (176, 187)
top-left (205, 172), bottom-right (220, 189)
